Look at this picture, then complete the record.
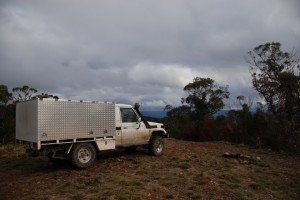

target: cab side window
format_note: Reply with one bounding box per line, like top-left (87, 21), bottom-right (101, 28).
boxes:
top-left (120, 108), bottom-right (138, 122)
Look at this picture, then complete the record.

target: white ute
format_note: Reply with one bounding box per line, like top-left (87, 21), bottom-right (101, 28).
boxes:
top-left (16, 98), bottom-right (168, 169)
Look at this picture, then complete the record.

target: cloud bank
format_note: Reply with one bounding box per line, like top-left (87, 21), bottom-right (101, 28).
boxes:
top-left (1, 0), bottom-right (299, 109)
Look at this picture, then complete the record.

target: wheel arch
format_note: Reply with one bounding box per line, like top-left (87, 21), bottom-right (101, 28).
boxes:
top-left (66, 141), bottom-right (99, 154)
top-left (151, 130), bottom-right (168, 138)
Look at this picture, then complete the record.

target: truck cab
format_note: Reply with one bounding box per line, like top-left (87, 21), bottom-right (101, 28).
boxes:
top-left (115, 104), bottom-right (167, 147)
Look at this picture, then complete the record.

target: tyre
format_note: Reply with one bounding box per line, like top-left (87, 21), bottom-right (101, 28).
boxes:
top-left (70, 143), bottom-right (96, 169)
top-left (149, 136), bottom-right (164, 156)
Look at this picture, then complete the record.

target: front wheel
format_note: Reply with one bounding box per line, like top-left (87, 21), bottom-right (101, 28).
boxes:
top-left (149, 136), bottom-right (164, 156)
top-left (70, 143), bottom-right (96, 169)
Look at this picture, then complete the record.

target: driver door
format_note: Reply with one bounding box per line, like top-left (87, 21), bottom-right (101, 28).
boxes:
top-left (120, 108), bottom-right (140, 146)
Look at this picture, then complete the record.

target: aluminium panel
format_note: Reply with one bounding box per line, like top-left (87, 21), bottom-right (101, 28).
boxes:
top-left (38, 99), bottom-right (116, 141)
top-left (16, 99), bottom-right (39, 142)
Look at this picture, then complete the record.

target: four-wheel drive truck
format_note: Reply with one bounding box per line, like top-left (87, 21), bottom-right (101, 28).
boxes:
top-left (16, 98), bottom-right (168, 169)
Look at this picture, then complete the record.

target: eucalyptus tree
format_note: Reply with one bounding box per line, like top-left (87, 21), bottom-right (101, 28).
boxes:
top-left (247, 42), bottom-right (300, 119)
top-left (182, 77), bottom-right (230, 122)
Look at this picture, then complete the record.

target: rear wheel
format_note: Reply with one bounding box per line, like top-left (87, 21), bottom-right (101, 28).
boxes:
top-left (149, 136), bottom-right (164, 156)
top-left (70, 143), bottom-right (96, 169)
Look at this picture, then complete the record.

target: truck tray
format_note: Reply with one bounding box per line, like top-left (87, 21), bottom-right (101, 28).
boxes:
top-left (16, 98), bottom-right (116, 145)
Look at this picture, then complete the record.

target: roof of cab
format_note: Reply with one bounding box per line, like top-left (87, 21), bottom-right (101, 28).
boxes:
top-left (116, 104), bottom-right (133, 108)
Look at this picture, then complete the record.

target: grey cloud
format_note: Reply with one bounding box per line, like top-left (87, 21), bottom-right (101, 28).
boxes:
top-left (0, 0), bottom-right (299, 109)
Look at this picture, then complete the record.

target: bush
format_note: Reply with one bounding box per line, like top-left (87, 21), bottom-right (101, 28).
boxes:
top-left (0, 104), bottom-right (16, 144)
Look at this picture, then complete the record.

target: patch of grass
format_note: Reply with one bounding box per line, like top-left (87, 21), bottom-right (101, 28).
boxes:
top-left (74, 184), bottom-right (87, 190)
top-left (188, 185), bottom-right (196, 190)
top-left (251, 175), bottom-right (273, 186)
top-left (162, 171), bottom-right (188, 187)
top-left (1, 140), bottom-right (300, 200)
top-left (0, 144), bottom-right (25, 158)
top-left (163, 194), bottom-right (174, 199)
top-left (64, 182), bottom-right (72, 187)
top-left (248, 183), bottom-right (262, 191)
top-left (276, 176), bottom-right (300, 199)
top-left (193, 173), bottom-right (210, 185)
top-left (99, 189), bottom-right (115, 199)
top-left (115, 189), bottom-right (140, 200)
top-left (129, 180), bottom-right (143, 187)
top-left (89, 189), bottom-right (99, 194)
top-left (233, 188), bottom-right (252, 200)
top-left (72, 194), bottom-right (84, 200)
top-left (56, 181), bottom-right (73, 193)
top-left (167, 157), bottom-right (192, 170)
top-left (178, 162), bottom-right (192, 170)
top-left (223, 160), bottom-right (234, 169)
top-left (252, 159), bottom-right (269, 167)
top-left (186, 191), bottom-right (203, 200)
top-left (218, 172), bottom-right (240, 185)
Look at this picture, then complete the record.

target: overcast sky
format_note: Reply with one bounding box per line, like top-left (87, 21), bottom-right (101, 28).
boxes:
top-left (1, 0), bottom-right (299, 110)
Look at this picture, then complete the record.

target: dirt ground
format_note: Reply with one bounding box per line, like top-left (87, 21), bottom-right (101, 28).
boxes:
top-left (0, 138), bottom-right (300, 200)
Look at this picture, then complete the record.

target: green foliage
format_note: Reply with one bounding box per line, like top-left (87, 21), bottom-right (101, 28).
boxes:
top-left (0, 104), bottom-right (15, 144)
top-left (247, 42), bottom-right (300, 118)
top-left (0, 85), bottom-right (12, 105)
top-left (165, 77), bottom-right (230, 140)
top-left (0, 85), bottom-right (15, 144)
top-left (164, 105), bottom-right (191, 138)
top-left (226, 105), bottom-right (255, 144)
top-left (0, 84), bottom-right (59, 144)
top-left (246, 42), bottom-right (300, 151)
top-left (35, 93), bottom-right (59, 100)
top-left (163, 42), bottom-right (300, 153)
top-left (12, 85), bottom-right (38, 102)
top-left (183, 77), bottom-right (230, 121)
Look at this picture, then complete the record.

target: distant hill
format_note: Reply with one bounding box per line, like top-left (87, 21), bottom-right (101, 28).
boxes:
top-left (141, 110), bottom-right (229, 119)
top-left (214, 109), bottom-right (229, 117)
top-left (141, 109), bottom-right (256, 119)
top-left (141, 110), bottom-right (166, 119)
top-left (141, 110), bottom-right (228, 119)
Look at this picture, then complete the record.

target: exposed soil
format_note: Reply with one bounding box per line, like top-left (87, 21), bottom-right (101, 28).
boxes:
top-left (0, 138), bottom-right (300, 200)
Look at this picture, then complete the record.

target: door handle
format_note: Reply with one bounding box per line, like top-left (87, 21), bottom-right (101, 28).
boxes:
top-left (136, 122), bottom-right (141, 129)
top-left (123, 127), bottom-right (127, 129)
